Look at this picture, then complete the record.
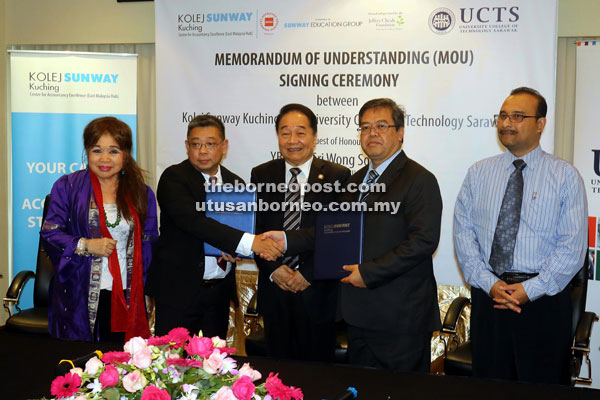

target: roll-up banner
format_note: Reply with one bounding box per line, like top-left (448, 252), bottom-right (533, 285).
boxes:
top-left (9, 51), bottom-right (138, 309)
top-left (574, 40), bottom-right (600, 386)
top-left (155, 0), bottom-right (558, 285)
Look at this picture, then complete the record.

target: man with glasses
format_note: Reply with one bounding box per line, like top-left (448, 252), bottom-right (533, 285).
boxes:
top-left (283, 98), bottom-right (443, 371)
top-left (454, 87), bottom-right (587, 384)
top-left (338, 98), bottom-right (443, 372)
top-left (146, 114), bottom-right (283, 338)
top-left (251, 103), bottom-right (350, 362)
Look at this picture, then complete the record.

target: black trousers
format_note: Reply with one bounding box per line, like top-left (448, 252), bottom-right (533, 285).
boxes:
top-left (471, 287), bottom-right (572, 384)
top-left (347, 325), bottom-right (431, 373)
top-left (262, 290), bottom-right (336, 362)
top-left (93, 289), bottom-right (126, 343)
top-left (155, 279), bottom-right (231, 339)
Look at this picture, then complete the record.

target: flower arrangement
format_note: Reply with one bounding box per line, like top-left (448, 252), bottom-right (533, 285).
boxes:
top-left (48, 328), bottom-right (303, 400)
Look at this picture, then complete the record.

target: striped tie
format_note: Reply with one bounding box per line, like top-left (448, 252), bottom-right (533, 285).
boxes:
top-left (282, 168), bottom-right (301, 269)
top-left (360, 169), bottom-right (380, 201)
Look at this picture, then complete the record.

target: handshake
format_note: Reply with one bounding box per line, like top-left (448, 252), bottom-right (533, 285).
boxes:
top-left (251, 231), bottom-right (286, 261)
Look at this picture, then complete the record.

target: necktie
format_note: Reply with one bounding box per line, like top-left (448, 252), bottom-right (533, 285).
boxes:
top-left (360, 169), bottom-right (380, 201)
top-left (282, 168), bottom-right (302, 269)
top-left (209, 176), bottom-right (227, 271)
top-left (489, 159), bottom-right (527, 277)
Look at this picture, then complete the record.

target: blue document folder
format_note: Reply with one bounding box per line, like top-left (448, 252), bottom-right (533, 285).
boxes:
top-left (313, 211), bottom-right (363, 280)
top-left (204, 189), bottom-right (256, 259)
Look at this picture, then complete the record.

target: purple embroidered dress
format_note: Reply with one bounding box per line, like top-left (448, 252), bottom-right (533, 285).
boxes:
top-left (41, 170), bottom-right (158, 341)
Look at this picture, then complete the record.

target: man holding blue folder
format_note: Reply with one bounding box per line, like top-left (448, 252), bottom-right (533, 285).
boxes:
top-left (251, 104), bottom-right (350, 362)
top-left (146, 115), bottom-right (283, 338)
top-left (281, 98), bottom-right (443, 372)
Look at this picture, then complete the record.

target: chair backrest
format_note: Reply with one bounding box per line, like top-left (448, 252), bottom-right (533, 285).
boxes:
top-left (569, 254), bottom-right (589, 340)
top-left (33, 195), bottom-right (54, 307)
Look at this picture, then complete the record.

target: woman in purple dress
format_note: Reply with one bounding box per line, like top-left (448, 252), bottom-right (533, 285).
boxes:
top-left (41, 117), bottom-right (158, 342)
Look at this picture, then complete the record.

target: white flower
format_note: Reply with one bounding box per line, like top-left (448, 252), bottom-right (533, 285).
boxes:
top-left (221, 356), bottom-right (237, 375)
top-left (84, 356), bottom-right (104, 375)
top-left (86, 379), bottom-right (103, 394)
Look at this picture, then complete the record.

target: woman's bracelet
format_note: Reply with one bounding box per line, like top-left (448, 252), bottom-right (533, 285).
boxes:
top-left (75, 238), bottom-right (90, 256)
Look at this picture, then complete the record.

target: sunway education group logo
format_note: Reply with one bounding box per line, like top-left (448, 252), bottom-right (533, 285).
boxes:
top-left (260, 12), bottom-right (279, 33)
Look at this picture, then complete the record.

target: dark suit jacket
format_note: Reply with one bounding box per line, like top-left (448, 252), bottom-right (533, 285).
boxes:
top-left (288, 151), bottom-right (442, 334)
top-left (146, 160), bottom-right (245, 309)
top-left (251, 157), bottom-right (350, 323)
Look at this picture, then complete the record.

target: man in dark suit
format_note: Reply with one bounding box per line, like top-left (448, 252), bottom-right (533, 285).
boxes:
top-left (283, 98), bottom-right (442, 372)
top-left (146, 115), bottom-right (282, 338)
top-left (251, 103), bottom-right (350, 361)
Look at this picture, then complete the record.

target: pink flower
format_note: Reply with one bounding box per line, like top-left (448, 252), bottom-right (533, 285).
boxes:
top-left (123, 370), bottom-right (148, 393)
top-left (102, 351), bottom-right (131, 365)
top-left (166, 358), bottom-right (203, 368)
top-left (99, 364), bottom-right (120, 388)
top-left (50, 372), bottom-right (82, 398)
top-left (167, 327), bottom-right (190, 348)
top-left (232, 375), bottom-right (255, 400)
top-left (140, 385), bottom-right (170, 400)
top-left (203, 351), bottom-right (224, 374)
top-left (147, 335), bottom-right (171, 346)
top-left (238, 363), bottom-right (262, 382)
top-left (74, 396), bottom-right (87, 400)
top-left (217, 346), bottom-right (237, 355)
top-left (265, 373), bottom-right (303, 400)
top-left (124, 336), bottom-right (149, 355)
top-left (132, 346), bottom-right (153, 369)
top-left (212, 385), bottom-right (236, 400)
top-left (186, 335), bottom-right (214, 358)
top-left (84, 356), bottom-right (104, 375)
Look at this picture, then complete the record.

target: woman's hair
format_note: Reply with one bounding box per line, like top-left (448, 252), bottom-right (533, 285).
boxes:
top-left (83, 117), bottom-right (148, 223)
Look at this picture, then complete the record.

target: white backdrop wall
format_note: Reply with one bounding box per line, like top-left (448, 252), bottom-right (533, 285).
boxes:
top-left (573, 41), bottom-right (600, 387)
top-left (156, 0), bottom-right (558, 285)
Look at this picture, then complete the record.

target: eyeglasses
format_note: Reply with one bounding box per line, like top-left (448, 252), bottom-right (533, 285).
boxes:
top-left (494, 113), bottom-right (539, 123)
top-left (357, 122), bottom-right (396, 135)
top-left (188, 141), bottom-right (222, 151)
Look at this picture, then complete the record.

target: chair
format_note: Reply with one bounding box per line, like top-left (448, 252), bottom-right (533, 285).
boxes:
top-left (3, 195), bottom-right (53, 334)
top-left (243, 291), bottom-right (267, 356)
top-left (442, 260), bottom-right (598, 385)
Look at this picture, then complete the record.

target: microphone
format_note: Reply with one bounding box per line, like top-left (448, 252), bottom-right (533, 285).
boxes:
top-left (327, 387), bottom-right (357, 400)
top-left (55, 351), bottom-right (102, 377)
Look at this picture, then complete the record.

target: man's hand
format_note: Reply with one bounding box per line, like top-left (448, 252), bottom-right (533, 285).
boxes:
top-left (219, 252), bottom-right (241, 264)
top-left (87, 238), bottom-right (117, 258)
top-left (252, 236), bottom-right (284, 261)
top-left (340, 264), bottom-right (366, 288)
top-left (272, 265), bottom-right (295, 292)
top-left (286, 270), bottom-right (310, 293)
top-left (260, 231), bottom-right (286, 250)
top-left (490, 281), bottom-right (530, 313)
top-left (144, 295), bottom-right (153, 314)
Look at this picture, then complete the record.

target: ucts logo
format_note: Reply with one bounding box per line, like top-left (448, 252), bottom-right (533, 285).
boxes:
top-left (29, 72), bottom-right (119, 84)
top-left (459, 6), bottom-right (519, 23)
